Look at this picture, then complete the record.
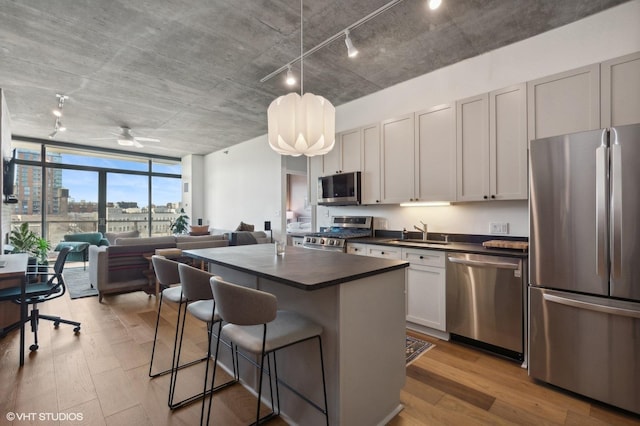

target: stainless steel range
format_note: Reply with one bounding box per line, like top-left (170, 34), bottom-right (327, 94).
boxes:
top-left (303, 216), bottom-right (373, 252)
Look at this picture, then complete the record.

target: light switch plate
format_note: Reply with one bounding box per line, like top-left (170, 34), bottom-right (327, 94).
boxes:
top-left (490, 222), bottom-right (509, 235)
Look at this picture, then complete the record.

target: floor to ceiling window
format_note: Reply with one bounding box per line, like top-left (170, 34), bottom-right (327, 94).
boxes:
top-left (9, 138), bottom-right (182, 244)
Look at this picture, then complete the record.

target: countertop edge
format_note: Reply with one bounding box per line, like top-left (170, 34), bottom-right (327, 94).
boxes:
top-left (184, 249), bottom-right (409, 291)
top-left (352, 238), bottom-right (529, 258)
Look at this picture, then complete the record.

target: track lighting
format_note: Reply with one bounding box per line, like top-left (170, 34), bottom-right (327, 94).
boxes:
top-left (285, 65), bottom-right (296, 86)
top-left (428, 0), bottom-right (442, 10)
top-left (261, 0), bottom-right (409, 86)
top-left (49, 94), bottom-right (69, 138)
top-left (344, 30), bottom-right (358, 58)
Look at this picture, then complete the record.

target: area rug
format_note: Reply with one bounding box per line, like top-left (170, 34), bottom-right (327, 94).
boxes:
top-left (406, 335), bottom-right (434, 365)
top-left (64, 267), bottom-right (98, 299)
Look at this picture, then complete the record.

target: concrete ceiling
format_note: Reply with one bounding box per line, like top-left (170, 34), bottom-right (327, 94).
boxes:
top-left (0, 0), bottom-right (629, 158)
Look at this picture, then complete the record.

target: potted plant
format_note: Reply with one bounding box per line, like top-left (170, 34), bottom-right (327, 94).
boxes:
top-left (170, 208), bottom-right (190, 235)
top-left (9, 222), bottom-right (39, 254)
top-left (9, 223), bottom-right (50, 281)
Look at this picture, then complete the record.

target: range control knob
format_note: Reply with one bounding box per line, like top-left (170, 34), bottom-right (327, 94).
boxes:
top-left (311, 238), bottom-right (317, 243)
top-left (320, 238), bottom-right (325, 245)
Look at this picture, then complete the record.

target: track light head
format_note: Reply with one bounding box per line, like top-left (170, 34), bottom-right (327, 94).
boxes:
top-left (285, 65), bottom-right (296, 86)
top-left (344, 30), bottom-right (358, 58)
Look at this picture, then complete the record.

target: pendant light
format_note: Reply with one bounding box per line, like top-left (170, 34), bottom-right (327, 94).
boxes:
top-left (267, 0), bottom-right (335, 157)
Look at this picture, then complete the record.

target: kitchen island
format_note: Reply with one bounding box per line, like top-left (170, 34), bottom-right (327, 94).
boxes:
top-left (184, 244), bottom-right (409, 426)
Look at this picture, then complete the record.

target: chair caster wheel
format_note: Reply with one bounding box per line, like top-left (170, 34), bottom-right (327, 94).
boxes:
top-left (73, 327), bottom-right (81, 333)
top-left (54, 322), bottom-right (60, 328)
top-left (29, 344), bottom-right (38, 351)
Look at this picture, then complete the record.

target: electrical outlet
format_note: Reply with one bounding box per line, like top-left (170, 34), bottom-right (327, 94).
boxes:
top-left (490, 222), bottom-right (509, 235)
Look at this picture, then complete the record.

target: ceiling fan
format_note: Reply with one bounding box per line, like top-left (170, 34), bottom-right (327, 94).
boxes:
top-left (94, 126), bottom-right (161, 148)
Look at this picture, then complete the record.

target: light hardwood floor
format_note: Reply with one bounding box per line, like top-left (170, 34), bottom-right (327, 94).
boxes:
top-left (0, 285), bottom-right (638, 425)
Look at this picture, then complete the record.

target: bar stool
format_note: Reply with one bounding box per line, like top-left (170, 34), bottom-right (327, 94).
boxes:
top-left (149, 256), bottom-right (205, 380)
top-left (206, 277), bottom-right (329, 425)
top-left (173, 264), bottom-right (238, 410)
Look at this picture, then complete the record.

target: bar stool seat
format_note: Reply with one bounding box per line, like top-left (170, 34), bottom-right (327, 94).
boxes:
top-left (163, 286), bottom-right (185, 304)
top-left (223, 311), bottom-right (322, 354)
top-left (187, 299), bottom-right (219, 323)
top-left (206, 277), bottom-right (329, 425)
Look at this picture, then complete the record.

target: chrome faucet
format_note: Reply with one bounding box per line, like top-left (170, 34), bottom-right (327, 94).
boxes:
top-left (413, 221), bottom-right (428, 241)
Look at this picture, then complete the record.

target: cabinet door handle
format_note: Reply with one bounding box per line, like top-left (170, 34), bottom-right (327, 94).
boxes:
top-left (483, 195), bottom-right (488, 199)
top-left (491, 195), bottom-right (496, 199)
top-left (419, 256), bottom-right (424, 259)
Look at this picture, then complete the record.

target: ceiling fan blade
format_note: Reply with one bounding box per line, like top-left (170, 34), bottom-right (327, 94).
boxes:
top-left (134, 137), bottom-right (160, 142)
top-left (133, 140), bottom-right (144, 148)
top-left (117, 139), bottom-right (134, 146)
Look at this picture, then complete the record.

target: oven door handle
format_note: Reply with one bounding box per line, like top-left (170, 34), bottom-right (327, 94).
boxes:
top-left (447, 257), bottom-right (519, 270)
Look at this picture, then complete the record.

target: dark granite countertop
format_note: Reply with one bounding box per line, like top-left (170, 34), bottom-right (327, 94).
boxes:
top-left (184, 244), bottom-right (409, 291)
top-left (351, 237), bottom-right (528, 258)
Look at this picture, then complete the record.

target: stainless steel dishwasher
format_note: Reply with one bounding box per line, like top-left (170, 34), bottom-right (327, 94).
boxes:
top-left (446, 253), bottom-right (525, 360)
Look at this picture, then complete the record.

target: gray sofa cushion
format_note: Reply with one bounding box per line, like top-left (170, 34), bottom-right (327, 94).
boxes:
top-left (114, 236), bottom-right (175, 246)
top-left (105, 230), bottom-right (140, 245)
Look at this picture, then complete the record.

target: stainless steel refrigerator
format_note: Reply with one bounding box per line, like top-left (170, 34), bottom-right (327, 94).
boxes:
top-left (529, 123), bottom-right (640, 415)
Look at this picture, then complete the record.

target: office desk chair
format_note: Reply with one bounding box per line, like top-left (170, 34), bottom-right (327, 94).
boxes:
top-left (0, 246), bottom-right (81, 352)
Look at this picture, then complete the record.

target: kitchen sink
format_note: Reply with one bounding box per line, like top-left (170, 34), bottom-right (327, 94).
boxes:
top-left (391, 239), bottom-right (450, 245)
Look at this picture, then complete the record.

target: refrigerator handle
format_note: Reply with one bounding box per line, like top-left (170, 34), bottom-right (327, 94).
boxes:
top-left (543, 293), bottom-right (640, 319)
top-left (610, 128), bottom-right (621, 281)
top-left (595, 143), bottom-right (607, 279)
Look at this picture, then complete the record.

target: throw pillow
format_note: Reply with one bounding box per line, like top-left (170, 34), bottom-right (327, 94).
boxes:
top-left (189, 225), bottom-right (210, 236)
top-left (235, 221), bottom-right (255, 232)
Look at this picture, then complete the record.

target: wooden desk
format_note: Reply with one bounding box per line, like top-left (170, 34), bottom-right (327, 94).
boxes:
top-left (0, 254), bottom-right (29, 366)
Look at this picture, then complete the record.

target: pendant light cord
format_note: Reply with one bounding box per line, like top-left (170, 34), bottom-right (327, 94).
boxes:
top-left (300, 0), bottom-right (304, 96)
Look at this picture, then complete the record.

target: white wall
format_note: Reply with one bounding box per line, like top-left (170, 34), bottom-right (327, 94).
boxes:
top-left (181, 154), bottom-right (205, 224)
top-left (203, 1), bottom-right (640, 239)
top-left (204, 135), bottom-right (285, 239)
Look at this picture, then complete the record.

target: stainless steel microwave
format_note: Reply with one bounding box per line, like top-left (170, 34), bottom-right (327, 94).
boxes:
top-left (317, 171), bottom-right (361, 206)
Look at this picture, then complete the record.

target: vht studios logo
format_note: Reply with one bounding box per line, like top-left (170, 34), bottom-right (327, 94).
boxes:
top-left (6, 412), bottom-right (84, 422)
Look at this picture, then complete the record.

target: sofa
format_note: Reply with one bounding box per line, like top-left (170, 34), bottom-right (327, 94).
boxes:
top-left (225, 231), bottom-right (271, 246)
top-left (89, 234), bottom-right (229, 302)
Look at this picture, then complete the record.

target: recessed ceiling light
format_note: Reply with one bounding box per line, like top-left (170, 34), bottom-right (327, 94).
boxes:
top-left (52, 109), bottom-right (62, 117)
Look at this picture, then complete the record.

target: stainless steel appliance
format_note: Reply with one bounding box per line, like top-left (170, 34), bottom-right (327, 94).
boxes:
top-left (317, 171), bottom-right (361, 206)
top-left (529, 123), bottom-right (640, 415)
top-left (303, 216), bottom-right (372, 252)
top-left (446, 253), bottom-right (525, 360)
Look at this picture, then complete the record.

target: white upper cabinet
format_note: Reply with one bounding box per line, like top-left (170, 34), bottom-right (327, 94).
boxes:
top-left (381, 113), bottom-right (415, 204)
top-left (415, 103), bottom-right (457, 202)
top-left (456, 93), bottom-right (490, 201)
top-left (456, 85), bottom-right (527, 201)
top-left (322, 129), bottom-right (361, 175)
top-left (601, 52), bottom-right (640, 128)
top-left (361, 123), bottom-right (382, 205)
top-left (490, 84), bottom-right (528, 200)
top-left (527, 63), bottom-right (600, 140)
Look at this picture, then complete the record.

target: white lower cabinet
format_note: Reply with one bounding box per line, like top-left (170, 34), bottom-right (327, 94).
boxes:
top-left (402, 248), bottom-right (446, 332)
top-left (291, 236), bottom-right (304, 247)
top-left (346, 242), bottom-right (368, 256)
top-left (365, 244), bottom-right (401, 259)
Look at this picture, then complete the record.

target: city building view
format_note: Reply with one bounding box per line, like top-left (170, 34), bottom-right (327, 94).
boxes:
top-left (7, 144), bottom-right (182, 247)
